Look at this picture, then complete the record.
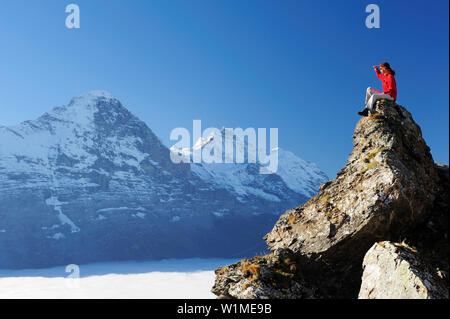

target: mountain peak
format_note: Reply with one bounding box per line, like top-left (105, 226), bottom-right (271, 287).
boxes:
top-left (47, 90), bottom-right (134, 129)
top-left (68, 90), bottom-right (117, 106)
top-left (0, 91), bottom-right (329, 270)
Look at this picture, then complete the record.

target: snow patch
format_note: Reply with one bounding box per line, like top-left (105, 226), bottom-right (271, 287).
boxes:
top-left (45, 196), bottom-right (80, 233)
top-left (133, 213), bottom-right (146, 219)
top-left (97, 207), bottom-right (146, 214)
top-left (47, 233), bottom-right (65, 240)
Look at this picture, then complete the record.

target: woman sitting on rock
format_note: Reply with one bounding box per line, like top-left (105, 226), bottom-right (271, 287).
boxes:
top-left (359, 62), bottom-right (397, 116)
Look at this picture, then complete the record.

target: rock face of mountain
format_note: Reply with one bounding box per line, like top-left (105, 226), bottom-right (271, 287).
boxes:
top-left (212, 99), bottom-right (449, 299)
top-left (0, 91), bottom-right (328, 269)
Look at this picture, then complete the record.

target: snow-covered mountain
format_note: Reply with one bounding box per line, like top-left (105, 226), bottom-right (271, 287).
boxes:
top-left (173, 128), bottom-right (328, 202)
top-left (0, 91), bottom-right (328, 269)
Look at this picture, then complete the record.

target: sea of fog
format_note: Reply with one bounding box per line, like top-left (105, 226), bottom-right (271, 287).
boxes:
top-left (0, 258), bottom-right (240, 299)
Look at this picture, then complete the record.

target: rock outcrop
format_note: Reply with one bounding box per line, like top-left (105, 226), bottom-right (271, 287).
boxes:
top-left (358, 241), bottom-right (448, 299)
top-left (212, 99), bottom-right (449, 299)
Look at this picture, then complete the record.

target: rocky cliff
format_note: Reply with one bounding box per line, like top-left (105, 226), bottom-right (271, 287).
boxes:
top-left (212, 99), bottom-right (449, 299)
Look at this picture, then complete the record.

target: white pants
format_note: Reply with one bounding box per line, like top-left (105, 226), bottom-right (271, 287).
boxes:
top-left (365, 87), bottom-right (394, 112)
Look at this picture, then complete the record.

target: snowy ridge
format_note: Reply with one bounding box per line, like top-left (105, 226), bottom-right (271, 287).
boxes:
top-left (0, 91), bottom-right (165, 190)
top-left (173, 128), bottom-right (328, 200)
top-left (275, 148), bottom-right (329, 197)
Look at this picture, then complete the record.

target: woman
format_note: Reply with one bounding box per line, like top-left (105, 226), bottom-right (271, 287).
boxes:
top-left (359, 62), bottom-right (397, 116)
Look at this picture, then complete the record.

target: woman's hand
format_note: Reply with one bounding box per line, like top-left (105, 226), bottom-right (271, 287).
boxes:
top-left (373, 65), bottom-right (379, 69)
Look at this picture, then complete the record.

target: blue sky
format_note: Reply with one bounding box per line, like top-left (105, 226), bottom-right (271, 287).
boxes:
top-left (0, 0), bottom-right (448, 177)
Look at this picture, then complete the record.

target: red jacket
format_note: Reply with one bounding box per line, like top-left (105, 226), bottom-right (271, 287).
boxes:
top-left (375, 68), bottom-right (397, 101)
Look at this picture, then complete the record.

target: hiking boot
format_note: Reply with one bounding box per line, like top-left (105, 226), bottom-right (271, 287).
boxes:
top-left (358, 108), bottom-right (369, 116)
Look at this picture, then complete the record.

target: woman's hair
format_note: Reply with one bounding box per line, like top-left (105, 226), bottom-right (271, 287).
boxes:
top-left (380, 62), bottom-right (396, 76)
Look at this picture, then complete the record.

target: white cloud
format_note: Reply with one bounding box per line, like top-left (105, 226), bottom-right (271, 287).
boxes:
top-left (0, 258), bottom-right (238, 299)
